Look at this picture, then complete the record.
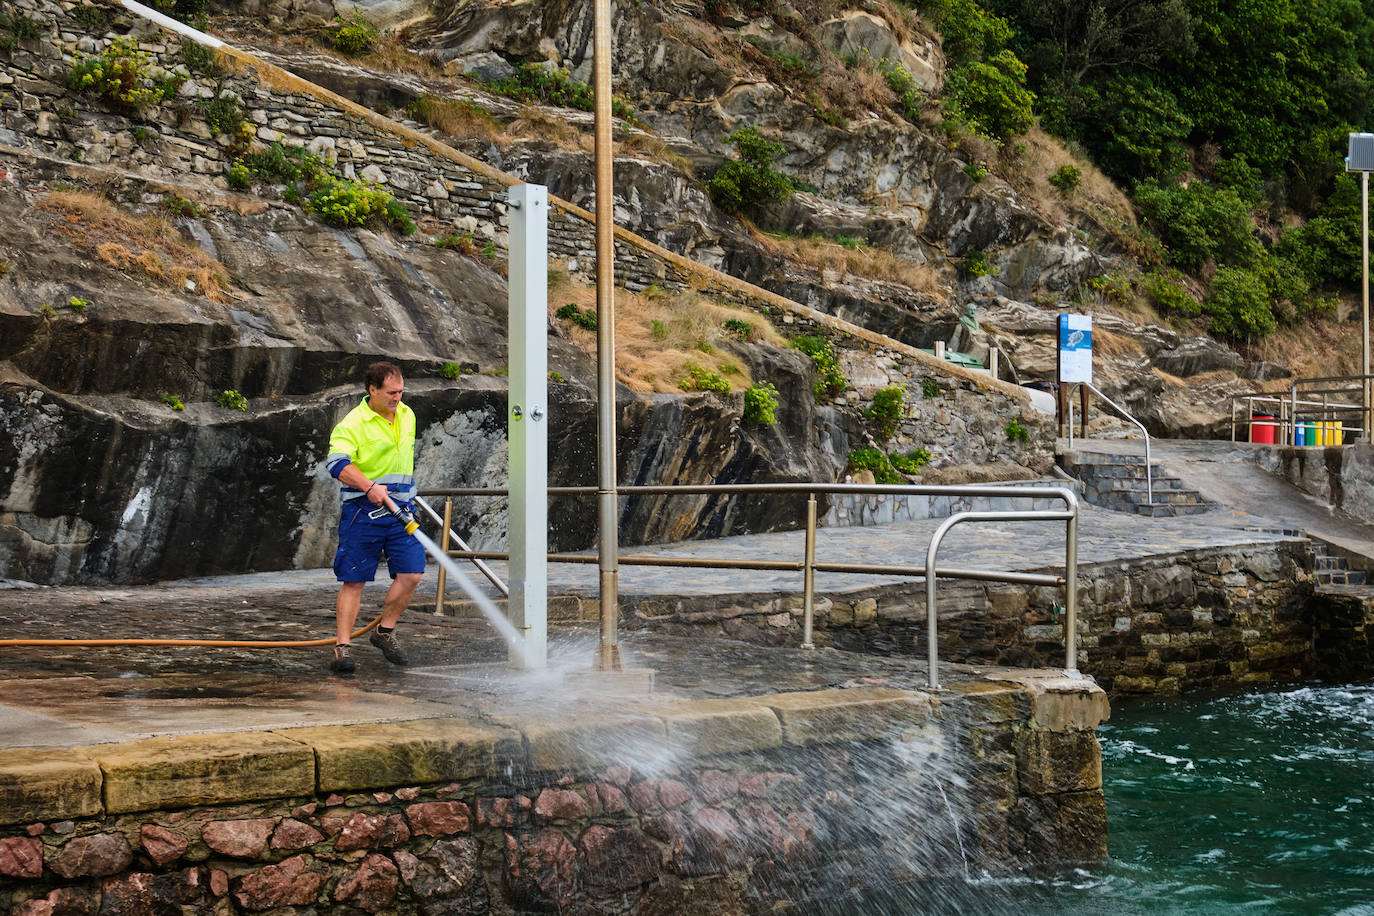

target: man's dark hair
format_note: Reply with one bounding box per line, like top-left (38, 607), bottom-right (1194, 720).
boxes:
top-left (365, 361), bottom-right (403, 390)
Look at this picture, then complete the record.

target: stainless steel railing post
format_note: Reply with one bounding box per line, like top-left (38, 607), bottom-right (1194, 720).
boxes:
top-left (801, 493), bottom-right (817, 650)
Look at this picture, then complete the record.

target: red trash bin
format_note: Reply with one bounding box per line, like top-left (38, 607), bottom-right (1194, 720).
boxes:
top-left (1251, 414), bottom-right (1276, 444)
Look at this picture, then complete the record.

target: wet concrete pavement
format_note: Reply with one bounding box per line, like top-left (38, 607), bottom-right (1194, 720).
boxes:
top-left (0, 438), bottom-right (1359, 751)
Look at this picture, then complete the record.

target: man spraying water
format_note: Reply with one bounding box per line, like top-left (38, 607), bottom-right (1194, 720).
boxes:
top-left (324, 361), bottom-right (423, 674)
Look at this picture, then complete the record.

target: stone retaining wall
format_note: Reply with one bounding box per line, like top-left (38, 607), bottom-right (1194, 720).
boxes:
top-left (607, 539), bottom-right (1316, 695)
top-left (0, 678), bottom-right (1108, 914)
top-left (1256, 443), bottom-right (1374, 530)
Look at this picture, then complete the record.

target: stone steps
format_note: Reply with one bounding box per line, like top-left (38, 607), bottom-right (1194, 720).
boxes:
top-left (1060, 451), bottom-right (1212, 518)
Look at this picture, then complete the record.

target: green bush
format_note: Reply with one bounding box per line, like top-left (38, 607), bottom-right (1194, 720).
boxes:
top-left (67, 296), bottom-right (88, 312)
top-left (650, 319), bottom-right (667, 340)
top-left (846, 447), bottom-right (901, 485)
top-left (199, 94), bottom-right (243, 137)
top-left (1204, 266), bottom-right (1275, 339)
top-left (707, 126), bottom-right (793, 216)
top-left (68, 38), bottom-right (180, 112)
top-left (225, 162), bottom-right (251, 190)
top-left (679, 363), bottom-right (731, 393)
top-left (864, 385), bottom-right (906, 441)
top-left (306, 180), bottom-right (416, 235)
top-left (555, 303), bottom-right (598, 331)
top-left (327, 11), bottom-right (378, 56)
top-left (484, 64), bottom-right (594, 111)
top-left (921, 377), bottom-right (940, 399)
top-left (963, 161), bottom-right (989, 182)
top-left (963, 251), bottom-right (993, 277)
top-left (440, 361), bottom-right (463, 379)
top-left (890, 449), bottom-right (932, 475)
top-left (1143, 270), bottom-right (1201, 317)
top-left (160, 394), bottom-right (185, 411)
top-left (1133, 179), bottom-right (1260, 271)
top-left (1078, 75), bottom-right (1191, 182)
top-left (149, 0), bottom-right (209, 24)
top-left (2, 10), bottom-right (41, 54)
top-left (1049, 164), bottom-right (1081, 193)
top-left (216, 389), bottom-right (248, 411)
top-left (743, 381), bottom-right (779, 425)
top-left (944, 50), bottom-right (1036, 142)
top-left (790, 335), bottom-right (846, 401)
top-left (925, 0), bottom-right (1012, 65)
top-left (879, 58), bottom-right (925, 123)
top-left (1004, 417), bottom-right (1029, 442)
top-left (723, 317), bottom-right (753, 341)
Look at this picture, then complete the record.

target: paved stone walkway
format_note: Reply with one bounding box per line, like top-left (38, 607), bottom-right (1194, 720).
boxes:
top-left (0, 438), bottom-right (1364, 751)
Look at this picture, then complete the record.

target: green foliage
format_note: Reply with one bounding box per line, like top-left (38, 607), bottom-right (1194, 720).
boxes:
top-left (306, 179), bottom-right (416, 235)
top-left (679, 363), bottom-right (731, 393)
top-left (864, 385), bottom-right (906, 441)
top-left (879, 58), bottom-right (925, 123)
top-left (1076, 74), bottom-right (1191, 182)
top-left (38, 304), bottom-right (57, 321)
top-left (707, 126), bottom-right (793, 216)
top-left (68, 38), bottom-right (180, 112)
top-left (963, 161), bottom-right (988, 182)
top-left (440, 361), bottom-right (463, 380)
top-left (1085, 273), bottom-right (1132, 303)
top-left (149, 0), bottom-right (210, 24)
top-left (743, 381), bottom-right (779, 425)
top-left (747, 39), bottom-right (819, 78)
top-left (179, 39), bottom-right (220, 79)
top-left (790, 335), bottom-right (846, 401)
top-left (161, 194), bottom-right (204, 218)
top-left (241, 141), bottom-right (331, 186)
top-left (925, 0), bottom-right (1013, 65)
top-left (1203, 267), bottom-right (1275, 339)
top-left (327, 11), bottom-right (378, 56)
top-left (436, 231), bottom-right (476, 254)
top-left (225, 163), bottom-right (251, 190)
top-left (889, 448), bottom-right (932, 475)
top-left (484, 64), bottom-right (594, 111)
top-left (1134, 180), bottom-right (1261, 272)
top-left (199, 94), bottom-right (243, 136)
top-left (548, 370), bottom-right (566, 384)
top-left (1004, 416), bottom-right (1029, 442)
top-left (723, 318), bottom-right (754, 341)
top-left (921, 377), bottom-right (940, 399)
top-left (67, 296), bottom-right (88, 312)
top-left (1275, 174), bottom-right (1362, 287)
top-left (833, 235), bottom-right (866, 250)
top-left (963, 250), bottom-right (993, 277)
top-left (555, 303), bottom-right (598, 331)
top-left (1048, 164), bottom-right (1081, 192)
top-left (160, 393), bottom-right (185, 411)
top-left (1143, 270), bottom-right (1201, 317)
top-left (216, 389), bottom-right (248, 410)
top-left (650, 319), bottom-right (667, 340)
top-left (846, 447), bottom-right (902, 484)
top-left (695, 340), bottom-right (714, 354)
top-left (71, 6), bottom-right (109, 34)
top-left (944, 50), bottom-right (1035, 142)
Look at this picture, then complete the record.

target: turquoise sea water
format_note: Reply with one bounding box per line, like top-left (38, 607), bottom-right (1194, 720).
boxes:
top-left (849, 682), bottom-right (1374, 914)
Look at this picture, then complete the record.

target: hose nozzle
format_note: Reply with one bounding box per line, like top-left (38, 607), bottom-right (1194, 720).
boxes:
top-left (383, 498), bottom-right (420, 535)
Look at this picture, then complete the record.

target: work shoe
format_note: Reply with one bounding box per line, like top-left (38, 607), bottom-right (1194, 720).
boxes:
top-left (330, 644), bottom-right (355, 674)
top-left (369, 630), bottom-right (409, 665)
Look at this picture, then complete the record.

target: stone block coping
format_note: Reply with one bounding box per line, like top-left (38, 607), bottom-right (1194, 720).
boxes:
top-left (0, 675), bottom-right (1106, 825)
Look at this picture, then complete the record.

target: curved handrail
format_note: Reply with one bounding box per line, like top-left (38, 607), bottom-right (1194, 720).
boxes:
top-left (1067, 381), bottom-right (1152, 504)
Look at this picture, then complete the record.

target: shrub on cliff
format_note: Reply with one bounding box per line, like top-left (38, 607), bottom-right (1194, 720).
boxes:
top-left (708, 127), bottom-right (793, 216)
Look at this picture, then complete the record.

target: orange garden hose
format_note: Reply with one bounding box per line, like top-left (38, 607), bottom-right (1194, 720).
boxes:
top-left (0, 615), bottom-right (385, 648)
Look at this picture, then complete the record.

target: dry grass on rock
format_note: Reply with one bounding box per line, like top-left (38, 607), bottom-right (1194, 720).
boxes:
top-left (549, 272), bottom-right (785, 393)
top-left (37, 190), bottom-right (232, 302)
top-left (753, 229), bottom-right (946, 298)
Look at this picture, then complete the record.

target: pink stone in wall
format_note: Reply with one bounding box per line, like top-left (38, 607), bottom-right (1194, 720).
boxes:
top-left (201, 818), bottom-right (276, 858)
top-left (533, 788), bottom-right (588, 821)
top-left (48, 833), bottom-right (132, 879)
top-left (477, 796), bottom-right (525, 828)
top-left (335, 813), bottom-right (410, 852)
top-left (270, 818), bottom-right (324, 851)
top-left (405, 801), bottom-right (471, 837)
top-left (505, 828), bottom-right (576, 910)
top-left (232, 854), bottom-right (325, 910)
top-left (11, 886), bottom-right (98, 915)
top-left (578, 825), bottom-right (661, 893)
top-left (603, 765), bottom-right (632, 786)
top-left (0, 836), bottom-right (43, 878)
top-left (591, 782), bottom-right (629, 814)
top-left (332, 853), bottom-right (399, 913)
top-left (696, 769), bottom-right (739, 804)
top-left (657, 779), bottom-right (692, 809)
top-left (210, 868), bottom-right (229, 897)
top-left (392, 849), bottom-right (420, 884)
top-left (628, 781), bottom-right (660, 812)
top-left (25, 823), bottom-right (43, 837)
top-left (140, 824), bottom-right (189, 866)
top-left (737, 803), bottom-right (789, 856)
top-left (395, 787), bottom-right (421, 802)
top-left (739, 774), bottom-right (770, 798)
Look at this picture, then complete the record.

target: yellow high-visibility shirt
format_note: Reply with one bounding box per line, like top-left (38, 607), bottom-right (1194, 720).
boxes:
top-left (325, 398), bottom-right (416, 502)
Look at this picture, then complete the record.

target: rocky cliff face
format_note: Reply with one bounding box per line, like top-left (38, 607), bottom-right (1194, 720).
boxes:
top-left (0, 0), bottom-right (1256, 585)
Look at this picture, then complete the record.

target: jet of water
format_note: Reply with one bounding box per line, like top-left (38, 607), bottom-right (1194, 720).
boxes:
top-left (408, 526), bottom-right (528, 667)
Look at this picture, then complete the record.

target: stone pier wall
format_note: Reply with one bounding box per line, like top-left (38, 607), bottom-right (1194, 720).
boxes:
top-left (0, 678), bottom-right (1108, 914)
top-left (609, 539), bottom-right (1316, 696)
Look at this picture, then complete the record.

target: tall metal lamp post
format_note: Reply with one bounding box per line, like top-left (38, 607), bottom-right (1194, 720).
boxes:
top-left (1348, 132), bottom-right (1374, 439)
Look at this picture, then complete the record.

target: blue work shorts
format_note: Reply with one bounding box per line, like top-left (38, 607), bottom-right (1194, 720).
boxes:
top-left (333, 499), bottom-right (427, 583)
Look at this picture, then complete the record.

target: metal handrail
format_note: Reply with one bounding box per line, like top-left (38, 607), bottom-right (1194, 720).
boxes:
top-left (1065, 381), bottom-right (1152, 504)
top-left (419, 482), bottom-right (1080, 687)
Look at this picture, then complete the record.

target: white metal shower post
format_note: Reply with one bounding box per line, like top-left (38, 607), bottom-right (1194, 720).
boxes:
top-left (507, 183), bottom-right (549, 669)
